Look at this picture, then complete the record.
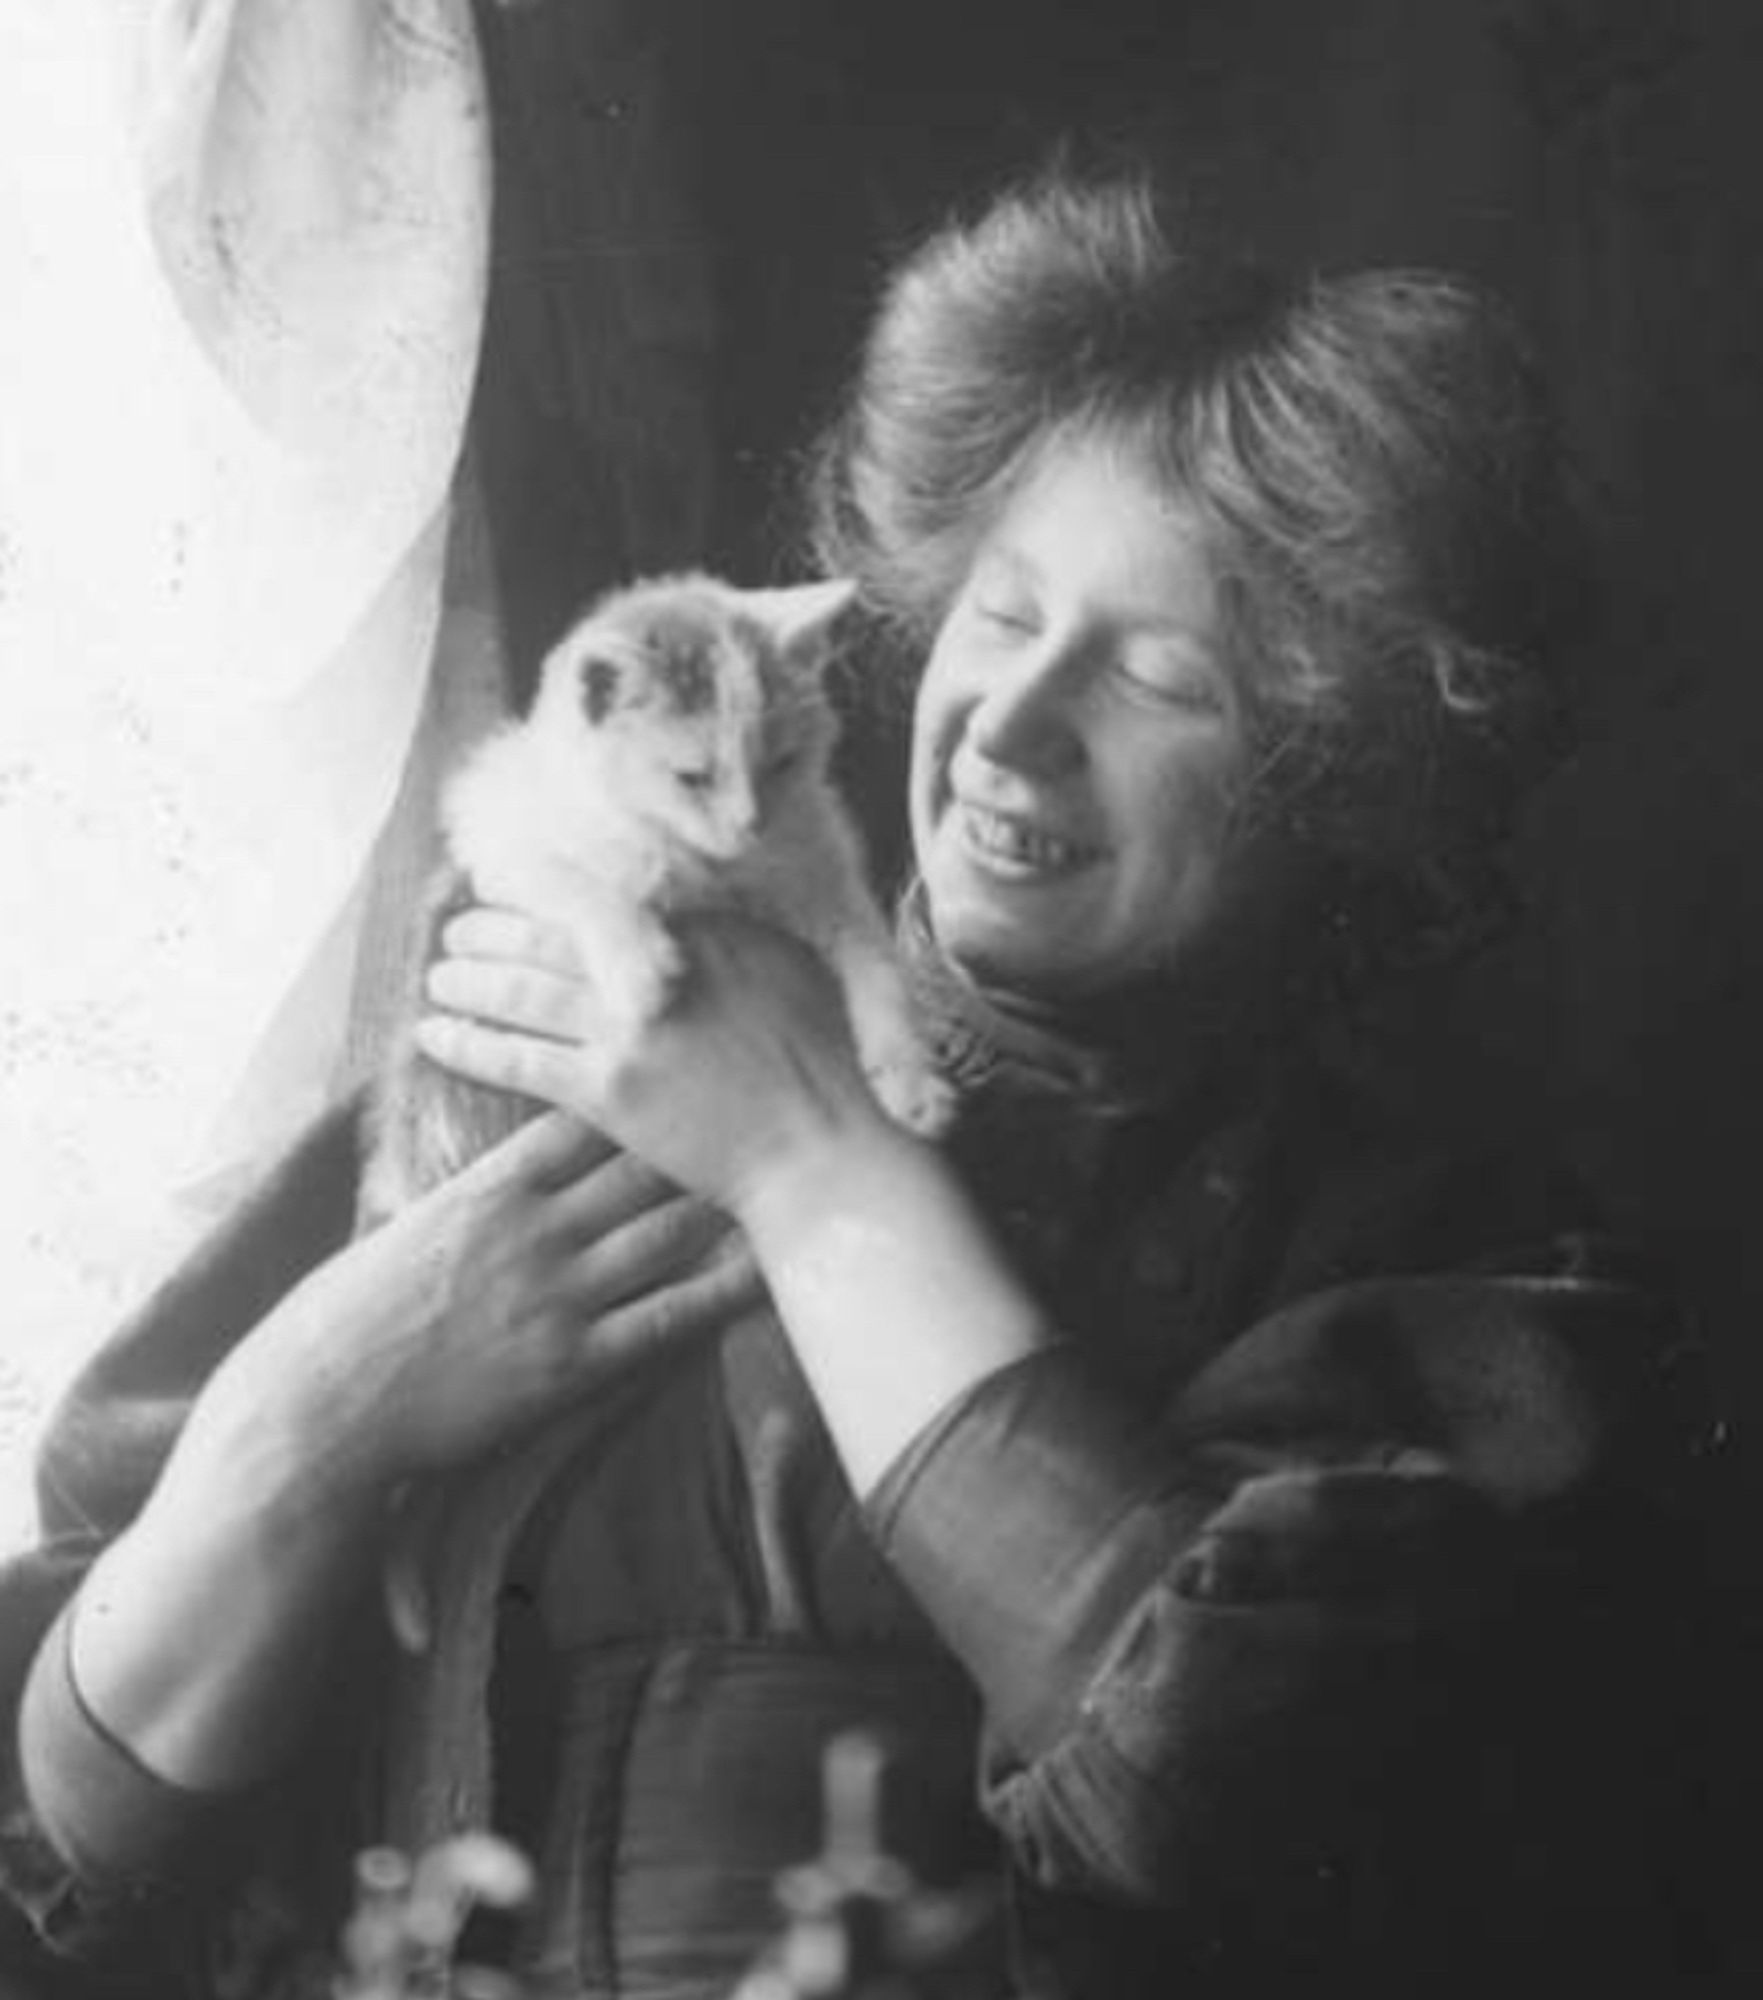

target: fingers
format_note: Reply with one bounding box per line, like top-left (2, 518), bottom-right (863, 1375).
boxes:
top-left (440, 905), bottom-right (584, 973)
top-left (419, 942), bottom-right (609, 1122)
top-left (462, 1109), bottom-right (617, 1190)
top-left (426, 955), bottom-right (593, 1043)
top-left (581, 1237), bottom-right (766, 1377)
top-left (565, 1192), bottom-right (734, 1314)
top-left (548, 1147), bottom-right (678, 1236)
top-left (416, 1014), bottom-right (596, 1112)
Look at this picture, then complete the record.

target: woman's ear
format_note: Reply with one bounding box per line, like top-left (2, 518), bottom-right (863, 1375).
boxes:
top-left (749, 577), bottom-right (859, 661)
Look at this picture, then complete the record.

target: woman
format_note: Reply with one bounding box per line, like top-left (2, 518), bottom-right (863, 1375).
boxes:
top-left (0, 174), bottom-right (1703, 1998)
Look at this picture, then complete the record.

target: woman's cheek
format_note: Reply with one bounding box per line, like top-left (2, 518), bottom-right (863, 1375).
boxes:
top-left (907, 709), bottom-right (960, 873)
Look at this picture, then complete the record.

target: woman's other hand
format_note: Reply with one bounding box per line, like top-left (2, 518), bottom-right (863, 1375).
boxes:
top-left (416, 904), bottom-right (1050, 1500)
top-left (224, 1109), bottom-right (760, 1499)
top-left (417, 905), bottom-right (896, 1224)
top-left (50, 1112), bottom-right (757, 1797)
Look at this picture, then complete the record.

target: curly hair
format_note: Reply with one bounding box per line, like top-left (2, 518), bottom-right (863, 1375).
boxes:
top-left (809, 169), bottom-right (1587, 966)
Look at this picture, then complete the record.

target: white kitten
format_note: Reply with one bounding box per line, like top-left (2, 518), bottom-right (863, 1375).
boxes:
top-left (361, 568), bottom-right (952, 1230)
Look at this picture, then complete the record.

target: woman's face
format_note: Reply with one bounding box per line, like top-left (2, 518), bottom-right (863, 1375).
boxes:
top-left (911, 437), bottom-right (1252, 999)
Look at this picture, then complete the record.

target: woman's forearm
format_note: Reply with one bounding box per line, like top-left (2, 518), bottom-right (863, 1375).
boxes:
top-left (25, 1107), bottom-right (763, 1828)
top-left (36, 1306), bottom-right (389, 1809)
top-left (736, 1125), bottom-right (1054, 1497)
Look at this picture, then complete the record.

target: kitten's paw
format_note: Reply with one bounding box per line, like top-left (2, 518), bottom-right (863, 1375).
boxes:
top-left (869, 1055), bottom-right (957, 1140)
top-left (615, 930), bottom-right (689, 1025)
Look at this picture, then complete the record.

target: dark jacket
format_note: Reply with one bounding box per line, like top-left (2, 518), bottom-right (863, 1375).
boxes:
top-left (0, 994), bottom-right (1721, 1999)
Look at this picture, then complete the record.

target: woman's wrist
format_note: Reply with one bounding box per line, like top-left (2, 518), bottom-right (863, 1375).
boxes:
top-left (181, 1343), bottom-right (395, 1542)
top-left (191, 1298), bottom-right (401, 1516)
top-left (731, 1114), bottom-right (1052, 1497)
top-left (730, 1104), bottom-right (928, 1265)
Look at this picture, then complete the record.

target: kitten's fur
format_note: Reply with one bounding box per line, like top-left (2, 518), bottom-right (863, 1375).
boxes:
top-left (361, 569), bottom-right (951, 1232)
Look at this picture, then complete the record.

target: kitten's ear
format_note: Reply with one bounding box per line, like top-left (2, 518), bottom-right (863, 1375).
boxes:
top-left (750, 577), bottom-right (858, 661)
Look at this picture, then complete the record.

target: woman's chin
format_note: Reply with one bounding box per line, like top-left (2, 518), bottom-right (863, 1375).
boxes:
top-left (928, 896), bottom-right (1090, 1000)
top-left (922, 847), bottom-right (1142, 999)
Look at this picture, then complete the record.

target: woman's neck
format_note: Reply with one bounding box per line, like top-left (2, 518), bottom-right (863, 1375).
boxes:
top-left (896, 881), bottom-right (1313, 1119)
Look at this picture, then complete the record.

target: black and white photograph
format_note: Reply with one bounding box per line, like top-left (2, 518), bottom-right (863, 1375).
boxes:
top-left (1, 3), bottom-right (1758, 1995)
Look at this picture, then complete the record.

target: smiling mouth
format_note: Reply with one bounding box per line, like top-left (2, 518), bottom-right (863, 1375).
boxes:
top-left (958, 802), bottom-right (1100, 875)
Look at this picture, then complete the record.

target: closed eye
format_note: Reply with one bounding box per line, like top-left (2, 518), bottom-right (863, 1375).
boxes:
top-left (1116, 653), bottom-right (1229, 713)
top-left (976, 601), bottom-right (1038, 637)
top-left (676, 768), bottom-right (715, 793)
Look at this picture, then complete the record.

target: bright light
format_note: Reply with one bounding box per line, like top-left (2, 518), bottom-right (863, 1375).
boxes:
top-left (0, 3), bottom-right (486, 1549)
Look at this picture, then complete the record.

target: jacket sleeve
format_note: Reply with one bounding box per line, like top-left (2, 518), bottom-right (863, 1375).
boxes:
top-left (0, 1097), bottom-right (366, 1992)
top-left (863, 1241), bottom-right (1694, 1949)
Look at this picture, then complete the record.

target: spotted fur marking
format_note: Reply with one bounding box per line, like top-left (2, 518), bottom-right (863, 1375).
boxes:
top-left (580, 655), bottom-right (621, 725)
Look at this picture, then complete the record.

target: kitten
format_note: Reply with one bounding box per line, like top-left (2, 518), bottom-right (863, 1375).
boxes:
top-left (361, 568), bottom-right (951, 1230)
top-left (361, 571), bottom-right (952, 1652)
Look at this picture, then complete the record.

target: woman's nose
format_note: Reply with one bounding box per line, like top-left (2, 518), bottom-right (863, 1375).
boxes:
top-left (964, 641), bottom-right (1086, 777)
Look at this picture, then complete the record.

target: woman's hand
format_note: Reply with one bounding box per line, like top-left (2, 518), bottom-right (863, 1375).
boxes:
top-left (416, 905), bottom-right (900, 1224)
top-left (207, 1108), bottom-right (759, 1500)
top-left (414, 903), bottom-right (1048, 1502)
top-left (51, 1111), bottom-right (760, 1793)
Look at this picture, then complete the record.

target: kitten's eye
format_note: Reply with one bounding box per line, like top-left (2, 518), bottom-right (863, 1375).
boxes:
top-left (676, 768), bottom-right (715, 794)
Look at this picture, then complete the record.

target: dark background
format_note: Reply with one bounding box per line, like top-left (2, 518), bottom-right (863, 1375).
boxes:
top-left (462, 0), bottom-right (1763, 1532)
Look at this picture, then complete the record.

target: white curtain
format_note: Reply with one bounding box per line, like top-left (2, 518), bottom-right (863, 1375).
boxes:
top-left (0, 0), bottom-right (492, 1539)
